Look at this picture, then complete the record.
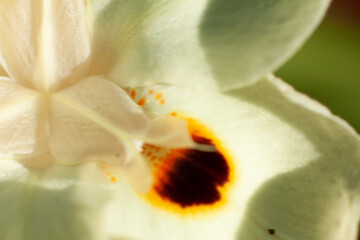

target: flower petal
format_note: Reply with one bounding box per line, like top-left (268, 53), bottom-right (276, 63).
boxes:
top-left (87, 0), bottom-right (330, 91)
top-left (0, 159), bottom-right (110, 240)
top-left (0, 79), bottom-right (47, 159)
top-left (50, 76), bottom-right (193, 163)
top-left (50, 76), bottom-right (148, 165)
top-left (0, 0), bottom-right (90, 91)
top-left (0, 64), bottom-right (7, 78)
top-left (105, 76), bottom-right (360, 239)
top-left (50, 76), bottom-right (194, 192)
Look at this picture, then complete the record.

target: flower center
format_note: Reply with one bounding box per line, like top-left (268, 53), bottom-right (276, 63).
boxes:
top-left (0, 74), bottom-right (197, 194)
top-left (142, 116), bottom-right (236, 214)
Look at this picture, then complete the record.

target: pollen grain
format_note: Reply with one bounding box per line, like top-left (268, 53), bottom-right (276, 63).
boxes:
top-left (130, 89), bottom-right (136, 99)
top-left (155, 92), bottom-right (163, 100)
top-left (137, 97), bottom-right (146, 106)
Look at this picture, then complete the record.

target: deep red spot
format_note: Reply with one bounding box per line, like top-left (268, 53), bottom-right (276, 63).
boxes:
top-left (154, 136), bottom-right (230, 208)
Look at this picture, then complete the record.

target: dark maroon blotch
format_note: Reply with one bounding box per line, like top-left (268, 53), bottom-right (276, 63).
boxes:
top-left (155, 136), bottom-right (230, 208)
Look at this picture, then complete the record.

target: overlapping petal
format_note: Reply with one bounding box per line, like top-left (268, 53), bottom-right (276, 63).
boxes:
top-left (49, 76), bottom-right (150, 165)
top-left (0, 64), bottom-right (7, 78)
top-left (0, 80), bottom-right (47, 159)
top-left (0, 0), bottom-right (90, 91)
top-left (0, 159), bottom-right (110, 240)
top-left (0, 1), bottom-right (356, 240)
top-left (86, 0), bottom-right (330, 91)
top-left (50, 76), bottom-right (193, 164)
top-left (49, 76), bottom-right (194, 192)
top-left (105, 76), bottom-right (360, 240)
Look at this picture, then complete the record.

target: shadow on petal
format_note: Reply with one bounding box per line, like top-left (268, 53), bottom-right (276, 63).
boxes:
top-left (199, 0), bottom-right (331, 91)
top-left (236, 160), bottom-right (360, 240)
top-left (228, 79), bottom-right (360, 239)
top-left (0, 172), bottom-right (104, 240)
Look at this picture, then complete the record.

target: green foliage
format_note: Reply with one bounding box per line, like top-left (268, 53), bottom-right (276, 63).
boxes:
top-left (277, 19), bottom-right (360, 132)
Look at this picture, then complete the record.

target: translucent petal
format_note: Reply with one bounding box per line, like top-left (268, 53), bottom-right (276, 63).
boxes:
top-left (0, 159), bottom-right (110, 240)
top-left (105, 76), bottom-right (360, 240)
top-left (0, 64), bottom-right (7, 78)
top-left (86, 0), bottom-right (330, 91)
top-left (146, 116), bottom-right (194, 148)
top-left (0, 0), bottom-right (90, 91)
top-left (120, 150), bottom-right (154, 193)
top-left (0, 80), bottom-right (47, 159)
top-left (50, 76), bottom-right (194, 165)
top-left (50, 77), bottom-right (145, 165)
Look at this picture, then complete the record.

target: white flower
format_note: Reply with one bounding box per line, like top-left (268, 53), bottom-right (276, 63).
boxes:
top-left (0, 1), bottom-right (359, 240)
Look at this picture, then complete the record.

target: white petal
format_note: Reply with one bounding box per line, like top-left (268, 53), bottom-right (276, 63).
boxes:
top-left (0, 64), bottom-right (7, 78)
top-left (0, 80), bottom-right (47, 159)
top-left (0, 0), bottom-right (91, 91)
top-left (146, 116), bottom-right (194, 148)
top-left (87, 0), bottom-right (330, 91)
top-left (0, 159), bottom-right (110, 240)
top-left (50, 76), bottom-right (194, 165)
top-left (105, 76), bottom-right (360, 240)
top-left (49, 77), bottom-right (143, 165)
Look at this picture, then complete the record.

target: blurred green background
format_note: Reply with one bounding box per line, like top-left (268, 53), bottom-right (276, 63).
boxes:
top-left (276, 0), bottom-right (360, 133)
